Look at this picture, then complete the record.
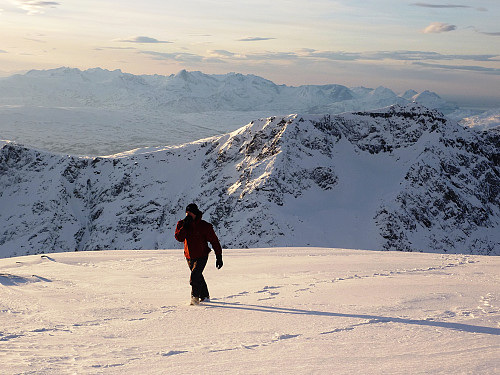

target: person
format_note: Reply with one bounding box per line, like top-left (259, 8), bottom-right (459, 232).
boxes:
top-left (175, 203), bottom-right (223, 305)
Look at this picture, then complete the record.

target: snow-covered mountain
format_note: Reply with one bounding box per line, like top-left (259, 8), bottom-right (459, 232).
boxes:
top-left (0, 67), bottom-right (353, 112)
top-left (460, 109), bottom-right (500, 131)
top-left (0, 67), bottom-right (451, 113)
top-left (0, 67), bottom-right (464, 156)
top-left (1, 103), bottom-right (499, 257)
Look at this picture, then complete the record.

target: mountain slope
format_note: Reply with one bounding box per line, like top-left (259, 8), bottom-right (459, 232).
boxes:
top-left (1, 103), bottom-right (499, 257)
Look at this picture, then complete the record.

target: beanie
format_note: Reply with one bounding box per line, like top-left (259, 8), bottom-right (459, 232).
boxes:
top-left (186, 203), bottom-right (202, 216)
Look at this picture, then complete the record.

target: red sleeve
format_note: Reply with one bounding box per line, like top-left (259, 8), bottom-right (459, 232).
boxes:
top-left (174, 220), bottom-right (187, 242)
top-left (206, 224), bottom-right (222, 255)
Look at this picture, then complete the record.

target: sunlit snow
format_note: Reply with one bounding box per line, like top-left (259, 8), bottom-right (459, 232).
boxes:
top-left (1, 248), bottom-right (499, 374)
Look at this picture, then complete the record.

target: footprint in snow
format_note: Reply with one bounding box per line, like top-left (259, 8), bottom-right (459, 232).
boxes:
top-left (273, 333), bottom-right (300, 341)
top-left (226, 291), bottom-right (249, 299)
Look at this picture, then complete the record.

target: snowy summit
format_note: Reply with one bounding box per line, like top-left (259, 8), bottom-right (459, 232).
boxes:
top-left (0, 248), bottom-right (499, 374)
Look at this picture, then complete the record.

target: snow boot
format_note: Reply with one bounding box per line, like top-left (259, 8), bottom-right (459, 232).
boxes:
top-left (190, 296), bottom-right (200, 305)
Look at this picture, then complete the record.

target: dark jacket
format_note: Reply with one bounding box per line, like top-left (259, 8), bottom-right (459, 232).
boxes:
top-left (175, 215), bottom-right (222, 259)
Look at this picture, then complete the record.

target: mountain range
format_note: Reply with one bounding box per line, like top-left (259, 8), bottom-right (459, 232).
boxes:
top-left (1, 103), bottom-right (499, 257)
top-left (0, 67), bottom-right (458, 114)
top-left (1, 67), bottom-right (481, 156)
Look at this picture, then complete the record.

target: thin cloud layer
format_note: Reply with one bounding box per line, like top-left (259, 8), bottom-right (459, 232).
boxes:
top-left (140, 50), bottom-right (203, 63)
top-left (423, 22), bottom-right (457, 33)
top-left (139, 46), bottom-right (499, 79)
top-left (302, 49), bottom-right (497, 63)
top-left (115, 36), bottom-right (172, 44)
top-left (209, 50), bottom-right (236, 57)
top-left (467, 27), bottom-right (500, 37)
top-left (237, 37), bottom-right (276, 42)
top-left (14, 1), bottom-right (60, 14)
top-left (141, 48), bottom-right (498, 64)
top-left (412, 3), bottom-right (470, 9)
top-left (411, 2), bottom-right (487, 11)
top-left (410, 3), bottom-right (488, 12)
top-left (413, 62), bottom-right (500, 75)
top-left (479, 31), bottom-right (500, 36)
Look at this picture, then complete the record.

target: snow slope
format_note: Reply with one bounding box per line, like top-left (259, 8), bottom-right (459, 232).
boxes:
top-left (1, 103), bottom-right (499, 257)
top-left (0, 248), bottom-right (499, 374)
top-left (0, 67), bottom-right (463, 156)
top-left (461, 109), bottom-right (500, 131)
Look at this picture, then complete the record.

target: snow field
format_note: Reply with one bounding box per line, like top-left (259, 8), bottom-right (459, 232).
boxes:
top-left (1, 248), bottom-right (499, 374)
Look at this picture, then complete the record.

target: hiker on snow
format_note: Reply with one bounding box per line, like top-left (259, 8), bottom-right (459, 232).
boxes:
top-left (175, 203), bottom-right (223, 305)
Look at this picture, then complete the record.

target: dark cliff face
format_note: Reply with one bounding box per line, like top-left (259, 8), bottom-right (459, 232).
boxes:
top-left (377, 119), bottom-right (500, 254)
top-left (1, 104), bottom-right (499, 257)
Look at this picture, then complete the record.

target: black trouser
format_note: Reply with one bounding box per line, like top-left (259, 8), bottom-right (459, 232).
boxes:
top-left (186, 256), bottom-right (209, 299)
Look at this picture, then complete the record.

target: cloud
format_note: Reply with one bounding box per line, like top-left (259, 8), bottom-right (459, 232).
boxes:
top-left (95, 46), bottom-right (137, 51)
top-left (422, 22), bottom-right (457, 33)
top-left (304, 50), bottom-right (359, 61)
top-left (115, 36), bottom-right (172, 44)
top-left (413, 62), bottom-right (500, 75)
top-left (208, 50), bottom-right (236, 57)
top-left (299, 50), bottom-right (498, 63)
top-left (298, 48), bottom-right (316, 54)
top-left (200, 48), bottom-right (499, 64)
top-left (138, 45), bottom-right (499, 77)
top-left (412, 3), bottom-right (471, 9)
top-left (246, 51), bottom-right (298, 60)
top-left (24, 36), bottom-right (47, 43)
top-left (465, 26), bottom-right (500, 37)
top-left (140, 50), bottom-right (203, 63)
top-left (237, 37), bottom-right (276, 42)
top-left (478, 31), bottom-right (500, 36)
top-left (411, 3), bottom-right (487, 11)
top-left (13, 1), bottom-right (60, 14)
top-left (370, 51), bottom-right (496, 62)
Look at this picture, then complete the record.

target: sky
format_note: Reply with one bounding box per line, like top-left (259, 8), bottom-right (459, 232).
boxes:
top-left (0, 0), bottom-right (499, 107)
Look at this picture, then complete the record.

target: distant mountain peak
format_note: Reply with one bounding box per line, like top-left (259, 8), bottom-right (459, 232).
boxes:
top-left (402, 89), bottom-right (418, 100)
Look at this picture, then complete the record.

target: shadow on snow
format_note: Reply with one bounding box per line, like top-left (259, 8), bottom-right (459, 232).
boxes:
top-left (206, 301), bottom-right (500, 336)
top-left (0, 273), bottom-right (52, 286)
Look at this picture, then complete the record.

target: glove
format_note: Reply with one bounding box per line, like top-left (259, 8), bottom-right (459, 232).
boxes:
top-left (183, 215), bottom-right (193, 229)
top-left (216, 254), bottom-right (223, 269)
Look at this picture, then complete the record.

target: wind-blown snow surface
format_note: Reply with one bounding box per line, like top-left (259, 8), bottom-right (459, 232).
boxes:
top-left (0, 248), bottom-right (499, 374)
top-left (1, 103), bottom-right (499, 257)
top-left (0, 67), bottom-right (463, 156)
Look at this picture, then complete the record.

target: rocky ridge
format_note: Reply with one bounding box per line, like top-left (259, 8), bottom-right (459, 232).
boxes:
top-left (0, 103), bottom-right (499, 257)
